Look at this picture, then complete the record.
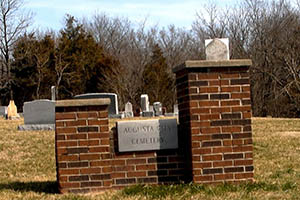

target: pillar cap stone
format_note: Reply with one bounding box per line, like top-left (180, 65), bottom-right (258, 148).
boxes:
top-left (55, 98), bottom-right (111, 107)
top-left (173, 59), bottom-right (252, 73)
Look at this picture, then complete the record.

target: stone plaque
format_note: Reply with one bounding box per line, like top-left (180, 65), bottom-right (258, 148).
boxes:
top-left (117, 119), bottom-right (178, 152)
top-left (205, 38), bottom-right (229, 61)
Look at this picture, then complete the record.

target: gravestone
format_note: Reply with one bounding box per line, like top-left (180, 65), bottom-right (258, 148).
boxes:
top-left (0, 106), bottom-right (7, 117)
top-left (7, 100), bottom-right (20, 120)
top-left (205, 38), bottom-right (229, 61)
top-left (24, 100), bottom-right (55, 124)
top-left (51, 86), bottom-right (56, 101)
top-left (174, 104), bottom-right (179, 116)
top-left (141, 94), bottom-right (149, 112)
top-left (153, 102), bottom-right (162, 116)
top-left (117, 118), bottom-right (178, 152)
top-left (142, 111), bottom-right (154, 117)
top-left (124, 102), bottom-right (133, 118)
top-left (74, 93), bottom-right (118, 117)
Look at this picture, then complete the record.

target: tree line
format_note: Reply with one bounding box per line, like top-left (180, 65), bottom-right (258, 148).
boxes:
top-left (1, 0), bottom-right (300, 117)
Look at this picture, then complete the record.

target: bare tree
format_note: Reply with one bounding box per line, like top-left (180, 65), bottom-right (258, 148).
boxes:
top-left (0, 0), bottom-right (32, 101)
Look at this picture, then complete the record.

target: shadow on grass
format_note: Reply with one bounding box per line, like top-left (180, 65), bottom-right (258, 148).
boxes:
top-left (0, 181), bottom-right (58, 194)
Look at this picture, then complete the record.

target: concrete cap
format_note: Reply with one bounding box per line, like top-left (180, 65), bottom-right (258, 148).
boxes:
top-left (56, 98), bottom-right (111, 107)
top-left (173, 59), bottom-right (252, 73)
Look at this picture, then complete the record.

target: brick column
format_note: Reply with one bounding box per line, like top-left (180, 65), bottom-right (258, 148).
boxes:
top-left (55, 99), bottom-right (112, 193)
top-left (173, 60), bottom-right (254, 184)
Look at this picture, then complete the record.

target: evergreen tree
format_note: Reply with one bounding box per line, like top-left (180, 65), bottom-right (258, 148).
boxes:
top-left (142, 44), bottom-right (175, 111)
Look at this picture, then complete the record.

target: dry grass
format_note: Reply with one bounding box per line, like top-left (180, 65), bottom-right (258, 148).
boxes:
top-left (0, 117), bottom-right (299, 199)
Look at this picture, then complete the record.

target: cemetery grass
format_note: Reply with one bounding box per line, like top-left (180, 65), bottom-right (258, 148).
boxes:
top-left (0, 118), bottom-right (300, 199)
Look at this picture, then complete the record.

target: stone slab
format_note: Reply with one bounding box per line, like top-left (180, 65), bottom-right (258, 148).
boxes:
top-left (142, 111), bottom-right (154, 117)
top-left (117, 118), bottom-right (178, 152)
top-left (74, 93), bottom-right (117, 117)
top-left (173, 59), bottom-right (252, 73)
top-left (18, 124), bottom-right (55, 131)
top-left (0, 106), bottom-right (7, 117)
top-left (23, 100), bottom-right (55, 125)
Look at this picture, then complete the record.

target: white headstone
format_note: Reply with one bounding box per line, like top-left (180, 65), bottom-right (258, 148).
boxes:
top-left (153, 102), bottom-right (162, 116)
top-left (124, 102), bottom-right (133, 118)
top-left (51, 86), bottom-right (56, 101)
top-left (0, 106), bottom-right (7, 117)
top-left (205, 38), bottom-right (229, 61)
top-left (141, 94), bottom-right (149, 112)
top-left (174, 104), bottom-right (179, 115)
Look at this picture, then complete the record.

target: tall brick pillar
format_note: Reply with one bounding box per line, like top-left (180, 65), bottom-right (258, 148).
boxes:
top-left (173, 60), bottom-right (254, 184)
top-left (55, 99), bottom-right (112, 193)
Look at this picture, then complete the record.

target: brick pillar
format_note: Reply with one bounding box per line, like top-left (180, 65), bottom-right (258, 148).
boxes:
top-left (55, 99), bottom-right (112, 193)
top-left (173, 60), bottom-right (254, 184)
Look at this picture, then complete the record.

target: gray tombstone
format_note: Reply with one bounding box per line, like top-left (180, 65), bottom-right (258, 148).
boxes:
top-left (205, 38), bottom-right (229, 61)
top-left (23, 100), bottom-right (55, 124)
top-left (74, 93), bottom-right (118, 117)
top-left (124, 102), bottom-right (133, 118)
top-left (117, 118), bottom-right (178, 152)
top-left (51, 86), bottom-right (56, 101)
top-left (0, 106), bottom-right (7, 117)
top-left (153, 102), bottom-right (162, 116)
top-left (142, 111), bottom-right (154, 117)
top-left (140, 94), bottom-right (149, 112)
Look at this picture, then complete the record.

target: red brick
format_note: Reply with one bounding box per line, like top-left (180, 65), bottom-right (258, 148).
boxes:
top-left (213, 147), bottom-right (232, 153)
top-left (209, 80), bottom-right (220, 86)
top-left (65, 120), bottom-right (86, 127)
top-left (200, 127), bottom-right (221, 134)
top-left (88, 119), bottom-right (108, 126)
top-left (194, 175), bottom-right (213, 182)
top-left (58, 155), bottom-right (78, 161)
top-left (232, 93), bottom-right (250, 99)
top-left (189, 101), bottom-right (198, 108)
top-left (192, 148), bottom-right (212, 154)
top-left (221, 87), bottom-right (241, 92)
top-left (60, 182), bottom-right (80, 188)
top-left (100, 139), bottom-right (110, 145)
top-left (88, 133), bottom-right (102, 139)
top-left (90, 160), bottom-right (111, 167)
top-left (77, 112), bottom-right (98, 119)
top-left (210, 107), bottom-right (231, 113)
top-left (191, 128), bottom-right (200, 135)
top-left (233, 139), bottom-right (243, 145)
top-left (111, 172), bottom-right (126, 178)
top-left (190, 108), bottom-right (210, 114)
top-left (79, 154), bottom-right (100, 161)
top-left (128, 171), bottom-right (147, 177)
top-left (223, 140), bottom-right (233, 146)
top-left (235, 173), bottom-right (254, 179)
top-left (56, 148), bottom-right (67, 155)
top-left (245, 153), bottom-right (253, 159)
top-left (112, 160), bottom-right (126, 165)
top-left (59, 169), bottom-right (80, 175)
top-left (56, 141), bottom-right (77, 147)
top-left (126, 159), bottom-right (147, 165)
top-left (202, 155), bottom-right (222, 161)
top-left (192, 142), bottom-right (200, 148)
top-left (80, 168), bottom-right (101, 174)
top-left (243, 112), bottom-right (252, 119)
top-left (89, 147), bottom-right (110, 153)
top-left (233, 146), bottom-right (253, 152)
top-left (244, 139), bottom-right (253, 145)
top-left (232, 106), bottom-right (251, 112)
top-left (59, 176), bottom-right (68, 182)
top-left (99, 111), bottom-right (108, 118)
top-left (189, 74), bottom-right (197, 80)
top-left (102, 167), bottom-right (113, 173)
top-left (136, 164), bottom-right (156, 171)
top-left (199, 101), bottom-right (219, 107)
top-left (220, 74), bottom-right (240, 79)
top-left (199, 87), bottom-right (219, 93)
top-left (234, 160), bottom-right (253, 166)
top-left (100, 126), bottom-right (109, 132)
top-left (200, 114), bottom-right (220, 120)
top-left (136, 152), bottom-right (156, 157)
top-left (192, 135), bottom-right (212, 141)
top-left (66, 134), bottom-right (87, 140)
top-left (214, 174), bottom-right (234, 180)
top-left (56, 113), bottom-right (76, 120)
top-left (198, 74), bottom-right (219, 80)
top-left (192, 156), bottom-right (200, 161)
top-left (242, 86), bottom-right (251, 92)
top-left (213, 161), bottom-right (233, 167)
top-left (56, 127), bottom-right (77, 134)
top-left (193, 162), bottom-right (212, 168)
top-left (56, 121), bottom-right (64, 127)
top-left (221, 100), bottom-right (240, 106)
top-left (222, 126), bottom-right (242, 133)
top-left (79, 140), bottom-right (100, 146)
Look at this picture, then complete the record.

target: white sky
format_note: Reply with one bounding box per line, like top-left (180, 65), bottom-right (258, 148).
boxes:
top-left (24, 0), bottom-right (239, 31)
